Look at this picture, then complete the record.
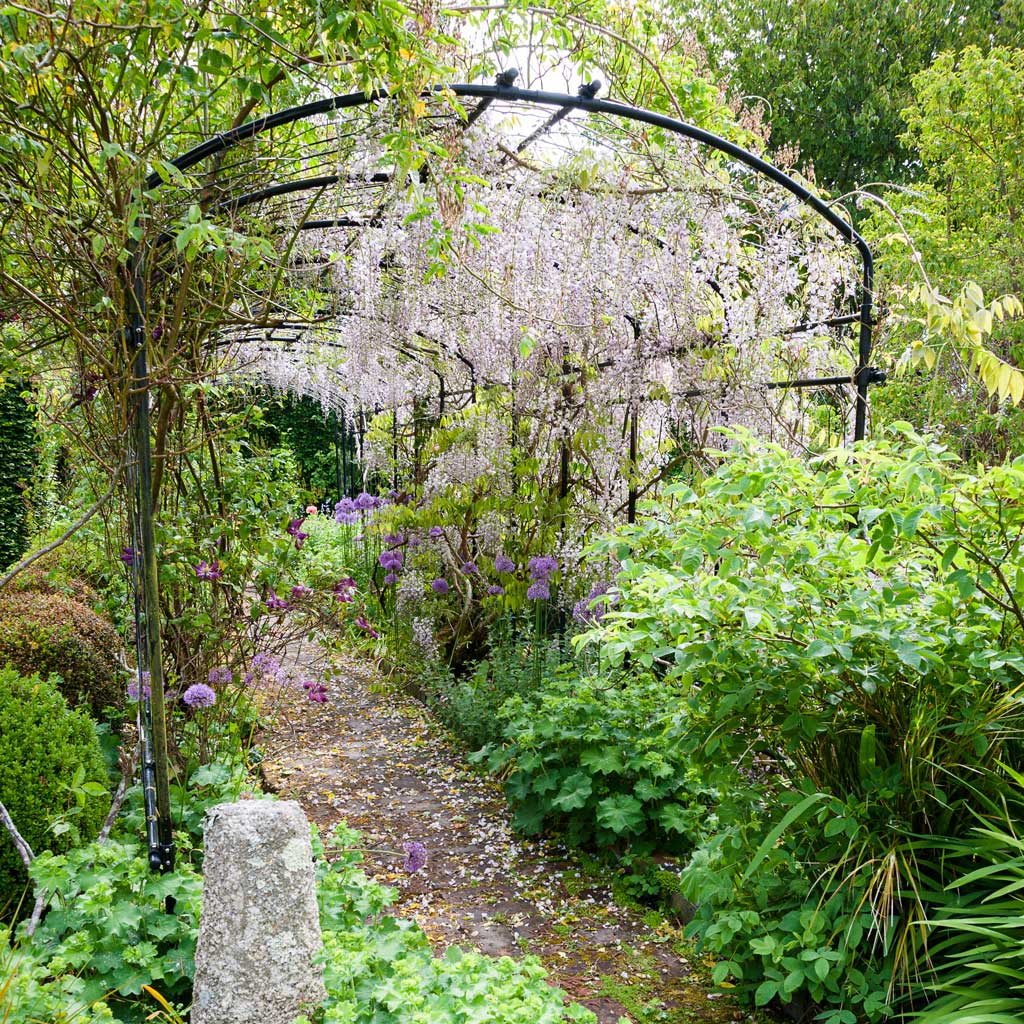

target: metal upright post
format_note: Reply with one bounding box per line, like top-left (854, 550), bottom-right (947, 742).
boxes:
top-left (128, 298), bottom-right (176, 876)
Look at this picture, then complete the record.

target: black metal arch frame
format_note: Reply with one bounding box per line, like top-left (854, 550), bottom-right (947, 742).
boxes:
top-left (125, 77), bottom-right (882, 874)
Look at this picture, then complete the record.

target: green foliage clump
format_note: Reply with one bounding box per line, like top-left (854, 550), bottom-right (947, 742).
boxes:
top-left (0, 381), bottom-right (35, 570)
top-left (302, 824), bottom-right (596, 1024)
top-left (0, 589), bottom-right (122, 715)
top-left (23, 840), bottom-right (201, 1017)
top-left (577, 428), bottom-right (1024, 1021)
top-left (475, 671), bottom-right (711, 855)
top-left (0, 667), bottom-right (109, 911)
top-left (0, 923), bottom-right (115, 1023)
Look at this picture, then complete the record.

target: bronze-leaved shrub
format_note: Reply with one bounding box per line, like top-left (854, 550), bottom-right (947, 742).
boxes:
top-left (0, 589), bottom-right (122, 715)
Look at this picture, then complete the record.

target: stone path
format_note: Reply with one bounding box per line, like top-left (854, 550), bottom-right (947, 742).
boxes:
top-left (261, 638), bottom-right (755, 1024)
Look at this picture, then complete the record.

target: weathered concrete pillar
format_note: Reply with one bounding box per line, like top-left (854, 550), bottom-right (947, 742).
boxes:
top-left (192, 800), bottom-right (326, 1024)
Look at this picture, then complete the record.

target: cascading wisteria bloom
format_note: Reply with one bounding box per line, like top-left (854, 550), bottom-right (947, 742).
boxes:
top-left (487, 584), bottom-right (504, 596)
top-left (224, 108), bottom-right (859, 536)
top-left (573, 581), bottom-right (614, 625)
top-left (379, 549), bottom-right (403, 572)
top-left (428, 526), bottom-right (443, 539)
top-left (208, 666), bottom-right (232, 686)
top-left (460, 560), bottom-right (479, 575)
top-left (127, 670), bottom-right (151, 701)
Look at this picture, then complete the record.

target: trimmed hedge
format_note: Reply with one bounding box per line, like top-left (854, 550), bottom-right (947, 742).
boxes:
top-left (0, 590), bottom-right (122, 716)
top-left (0, 382), bottom-right (35, 570)
top-left (0, 666), bottom-right (109, 912)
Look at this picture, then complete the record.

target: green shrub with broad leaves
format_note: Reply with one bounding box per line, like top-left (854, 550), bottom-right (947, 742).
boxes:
top-left (300, 823), bottom-right (596, 1024)
top-left (12, 839), bottom-right (201, 1023)
top-left (0, 667), bottom-right (109, 912)
top-left (473, 668), bottom-right (714, 856)
top-left (575, 426), bottom-right (1024, 1022)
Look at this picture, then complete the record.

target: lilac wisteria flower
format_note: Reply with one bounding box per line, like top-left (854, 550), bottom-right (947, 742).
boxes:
top-left (493, 553), bottom-right (515, 574)
top-left (252, 652), bottom-right (281, 674)
top-left (383, 532), bottom-right (404, 547)
top-left (428, 526), bottom-right (443, 539)
top-left (461, 560), bottom-right (479, 575)
top-left (430, 578), bottom-right (449, 595)
top-left (383, 572), bottom-right (399, 585)
top-left (526, 579), bottom-right (551, 601)
top-left (402, 841), bottom-right (427, 873)
top-left (208, 665), bottom-right (232, 686)
top-left (487, 584), bottom-right (505, 596)
top-left (182, 683), bottom-right (217, 708)
top-left (194, 559), bottom-right (224, 581)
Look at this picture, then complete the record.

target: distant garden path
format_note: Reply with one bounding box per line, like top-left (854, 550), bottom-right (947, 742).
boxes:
top-left (261, 640), bottom-right (752, 1024)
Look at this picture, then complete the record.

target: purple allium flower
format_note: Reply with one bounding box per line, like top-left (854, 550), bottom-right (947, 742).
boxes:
top-left (334, 498), bottom-right (359, 525)
top-left (182, 683), bottom-right (217, 708)
top-left (528, 555), bottom-right (559, 581)
top-left (428, 526), bottom-right (443, 539)
top-left (252, 652), bottom-right (281, 674)
top-left (290, 584), bottom-right (313, 599)
top-left (461, 560), bottom-right (479, 575)
top-left (127, 672), bottom-right (151, 701)
top-left (430, 578), bottom-right (449, 595)
top-left (354, 491), bottom-right (376, 512)
top-left (383, 572), bottom-right (399, 584)
top-left (355, 615), bottom-right (380, 639)
top-left (194, 559), bottom-right (224, 581)
top-left (402, 841), bottom-right (427, 873)
top-left (487, 584), bottom-right (505, 596)
top-left (526, 579), bottom-right (551, 601)
top-left (378, 549), bottom-right (404, 571)
top-left (265, 590), bottom-right (290, 612)
top-left (573, 581), bottom-right (614, 625)
top-left (494, 553), bottom-right (515, 574)
top-left (120, 546), bottom-right (136, 566)
top-left (208, 665), bottom-right (232, 686)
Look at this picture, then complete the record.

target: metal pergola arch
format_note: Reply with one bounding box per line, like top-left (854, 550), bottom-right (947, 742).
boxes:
top-left (125, 75), bottom-right (882, 874)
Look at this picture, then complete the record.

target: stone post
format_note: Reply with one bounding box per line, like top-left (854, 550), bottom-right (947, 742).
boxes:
top-left (192, 800), bottom-right (326, 1024)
